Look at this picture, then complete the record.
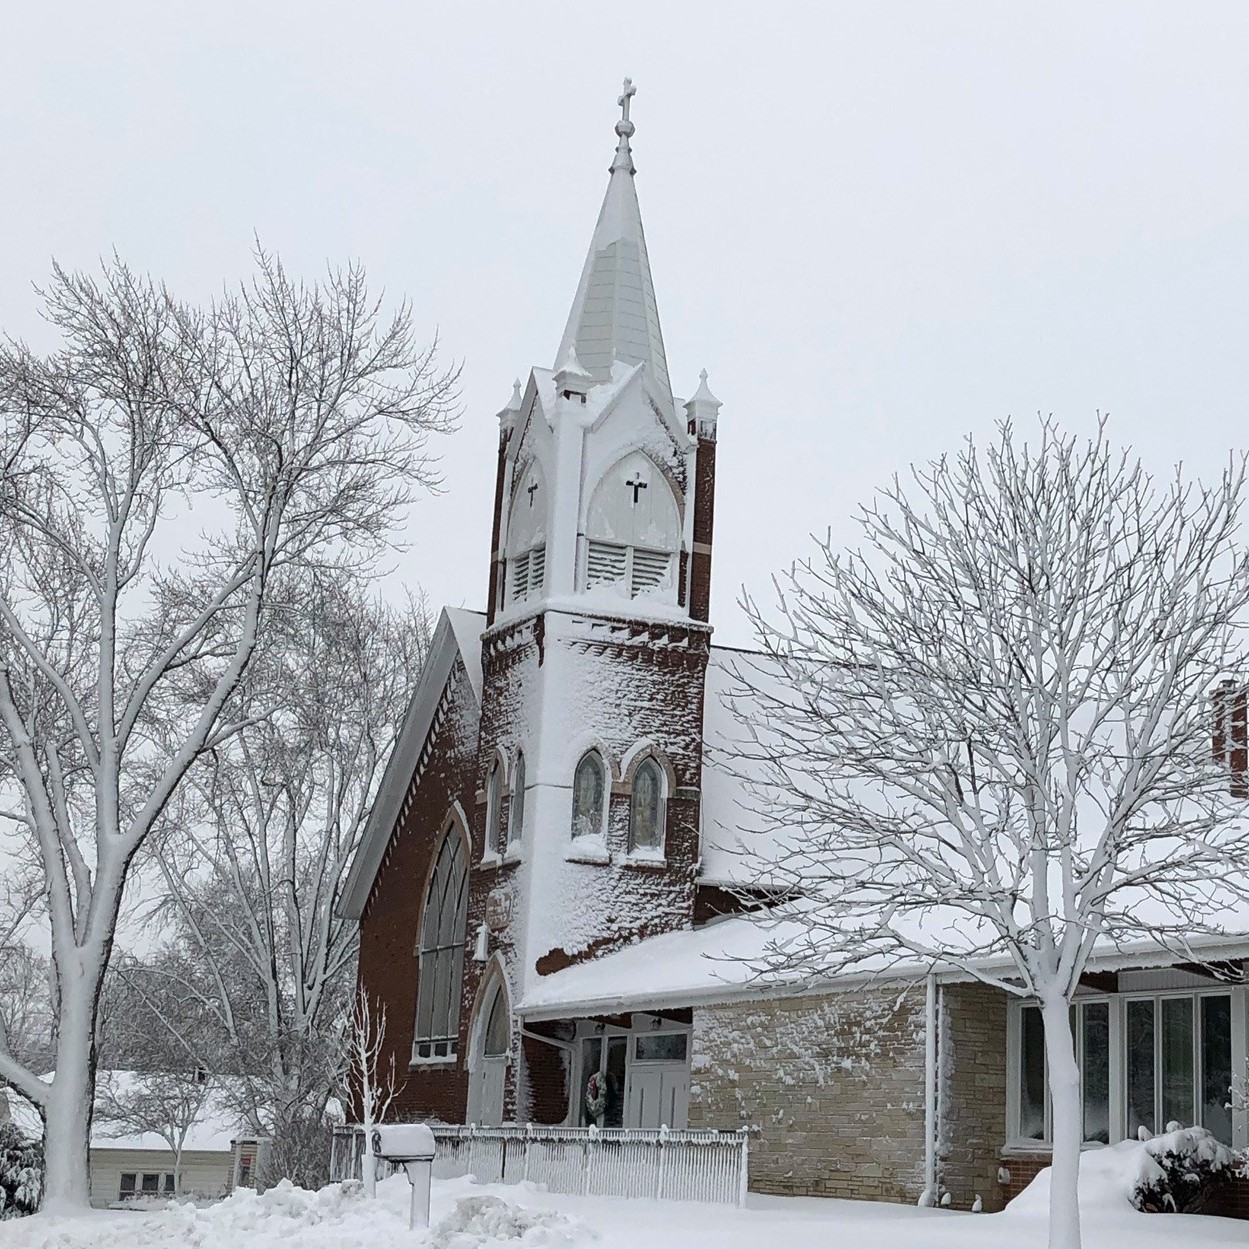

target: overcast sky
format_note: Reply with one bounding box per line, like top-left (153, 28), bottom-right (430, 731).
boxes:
top-left (3, 2), bottom-right (1247, 648)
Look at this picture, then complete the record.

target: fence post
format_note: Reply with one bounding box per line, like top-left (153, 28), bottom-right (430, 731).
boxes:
top-left (583, 1125), bottom-right (595, 1195)
top-left (522, 1123), bottom-right (533, 1184)
top-left (737, 1128), bottom-right (750, 1208)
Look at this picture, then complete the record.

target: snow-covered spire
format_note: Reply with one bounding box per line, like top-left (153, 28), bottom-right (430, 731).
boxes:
top-left (497, 378), bottom-right (523, 430)
top-left (554, 77), bottom-right (673, 414)
top-left (684, 369), bottom-right (721, 440)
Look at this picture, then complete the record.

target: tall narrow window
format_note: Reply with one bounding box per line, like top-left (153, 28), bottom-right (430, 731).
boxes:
top-left (414, 828), bottom-right (468, 1060)
top-left (1019, 1005), bottom-right (1046, 1141)
top-left (486, 761), bottom-right (504, 856)
top-left (629, 757), bottom-right (665, 853)
top-left (1126, 998), bottom-right (1156, 1138)
top-left (510, 753), bottom-right (526, 845)
top-left (1201, 995), bottom-right (1233, 1144)
top-left (571, 751), bottom-right (605, 840)
top-left (1081, 1002), bottom-right (1110, 1144)
top-left (1160, 996), bottom-right (1195, 1128)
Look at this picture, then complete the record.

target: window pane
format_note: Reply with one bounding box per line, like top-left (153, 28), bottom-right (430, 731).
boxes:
top-left (579, 1037), bottom-right (602, 1124)
top-left (141, 1174), bottom-right (159, 1194)
top-left (1201, 995), bottom-right (1233, 1145)
top-left (119, 1173), bottom-right (136, 1196)
top-left (1126, 999), bottom-right (1156, 1138)
top-left (1161, 997), bottom-right (1194, 1129)
top-left (1081, 1002), bottom-right (1110, 1144)
top-left (629, 760), bottom-right (664, 852)
top-left (605, 1036), bottom-right (628, 1128)
top-left (636, 1033), bottom-right (689, 1062)
top-left (488, 765), bottom-right (504, 854)
top-left (511, 755), bottom-right (525, 843)
top-left (1019, 1006), bottom-right (1046, 1141)
top-left (571, 753), bottom-right (605, 839)
top-left (483, 988), bottom-right (509, 1057)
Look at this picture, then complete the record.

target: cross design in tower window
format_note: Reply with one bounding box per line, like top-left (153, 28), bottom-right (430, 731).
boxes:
top-left (526, 481), bottom-right (539, 507)
top-left (625, 475), bottom-right (648, 505)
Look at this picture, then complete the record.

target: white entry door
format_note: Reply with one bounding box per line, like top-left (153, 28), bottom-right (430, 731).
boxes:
top-left (476, 1056), bottom-right (507, 1126)
top-left (626, 1063), bottom-right (690, 1129)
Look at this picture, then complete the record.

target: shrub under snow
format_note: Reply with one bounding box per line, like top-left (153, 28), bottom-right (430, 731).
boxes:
top-left (0, 1121), bottom-right (43, 1219)
top-left (431, 1194), bottom-right (593, 1249)
top-left (1009, 1126), bottom-right (1235, 1218)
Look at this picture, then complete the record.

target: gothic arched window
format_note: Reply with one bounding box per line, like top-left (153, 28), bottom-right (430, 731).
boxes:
top-left (482, 983), bottom-right (510, 1059)
top-left (510, 752), bottom-right (526, 846)
top-left (414, 826), bottom-right (468, 1060)
top-left (571, 751), bottom-right (606, 840)
top-left (629, 757), bottom-right (665, 854)
top-left (486, 760), bottom-right (504, 856)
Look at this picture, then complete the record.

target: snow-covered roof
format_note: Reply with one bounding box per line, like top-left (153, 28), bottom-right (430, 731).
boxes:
top-left (554, 83), bottom-right (673, 416)
top-left (699, 645), bottom-right (793, 886)
top-left (3, 1071), bottom-right (253, 1153)
top-left (339, 607), bottom-right (485, 920)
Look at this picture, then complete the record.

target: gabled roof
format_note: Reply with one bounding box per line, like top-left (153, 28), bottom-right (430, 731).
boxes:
top-left (554, 83), bottom-right (673, 417)
top-left (338, 607), bottom-right (484, 920)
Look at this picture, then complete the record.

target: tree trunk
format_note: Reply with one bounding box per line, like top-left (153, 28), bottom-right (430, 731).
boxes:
top-left (1041, 995), bottom-right (1083, 1249)
top-left (41, 978), bottom-right (100, 1213)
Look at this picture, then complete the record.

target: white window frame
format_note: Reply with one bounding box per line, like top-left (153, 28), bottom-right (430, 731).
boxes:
top-left (1006, 985), bottom-right (1248, 1152)
top-left (626, 755), bottom-right (667, 859)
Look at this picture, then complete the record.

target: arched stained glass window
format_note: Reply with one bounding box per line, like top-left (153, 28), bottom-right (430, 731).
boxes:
top-left (571, 751), bottom-right (606, 840)
top-left (510, 753), bottom-right (526, 846)
top-left (414, 827), bottom-right (468, 1060)
top-left (482, 984), bottom-right (510, 1058)
top-left (629, 757), bottom-right (665, 853)
top-left (487, 761), bottom-right (504, 856)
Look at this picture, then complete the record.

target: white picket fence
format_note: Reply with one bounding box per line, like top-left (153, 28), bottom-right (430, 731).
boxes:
top-left (330, 1123), bottom-right (751, 1206)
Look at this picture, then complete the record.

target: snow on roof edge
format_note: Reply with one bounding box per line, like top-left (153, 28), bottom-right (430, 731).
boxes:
top-left (338, 606), bottom-right (484, 919)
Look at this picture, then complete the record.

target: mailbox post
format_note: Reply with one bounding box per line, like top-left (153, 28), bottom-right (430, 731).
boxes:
top-left (371, 1123), bottom-right (437, 1230)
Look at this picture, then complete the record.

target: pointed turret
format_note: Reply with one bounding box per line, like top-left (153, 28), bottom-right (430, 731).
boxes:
top-left (554, 78), bottom-right (673, 414)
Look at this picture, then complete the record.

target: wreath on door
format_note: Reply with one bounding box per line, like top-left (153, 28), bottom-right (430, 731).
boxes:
top-left (584, 1070), bottom-right (607, 1124)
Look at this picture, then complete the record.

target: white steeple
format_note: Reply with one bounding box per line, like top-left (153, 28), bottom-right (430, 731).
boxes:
top-left (554, 78), bottom-right (674, 415)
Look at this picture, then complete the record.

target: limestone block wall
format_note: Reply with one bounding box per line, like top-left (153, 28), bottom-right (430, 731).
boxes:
top-left (687, 988), bottom-right (928, 1203)
top-left (938, 983), bottom-right (1009, 1211)
top-left (687, 982), bottom-right (1011, 1210)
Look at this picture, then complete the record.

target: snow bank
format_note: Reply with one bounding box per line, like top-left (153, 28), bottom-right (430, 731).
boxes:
top-left (1007, 1127), bottom-right (1236, 1217)
top-left (431, 1193), bottom-right (593, 1249)
top-left (2, 1176), bottom-right (592, 1249)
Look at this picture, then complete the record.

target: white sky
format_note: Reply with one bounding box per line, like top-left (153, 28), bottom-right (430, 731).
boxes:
top-left (2, 1), bottom-right (1247, 648)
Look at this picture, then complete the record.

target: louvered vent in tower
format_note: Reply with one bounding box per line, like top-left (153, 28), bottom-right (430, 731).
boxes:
top-left (586, 541), bottom-right (627, 588)
top-left (510, 551), bottom-right (530, 602)
top-left (630, 548), bottom-right (671, 598)
top-left (528, 546), bottom-right (546, 596)
top-left (509, 545), bottom-right (547, 604)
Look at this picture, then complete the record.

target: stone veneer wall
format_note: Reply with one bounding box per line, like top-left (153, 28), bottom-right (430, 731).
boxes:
top-left (937, 983), bottom-right (1009, 1211)
top-left (687, 988), bottom-right (929, 1203)
top-left (687, 982), bottom-right (1011, 1211)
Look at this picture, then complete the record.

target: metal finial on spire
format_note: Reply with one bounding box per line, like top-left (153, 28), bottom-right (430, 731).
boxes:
top-left (611, 77), bottom-right (637, 174)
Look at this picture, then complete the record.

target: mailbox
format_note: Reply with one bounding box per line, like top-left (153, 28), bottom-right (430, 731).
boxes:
top-left (371, 1123), bottom-right (437, 1229)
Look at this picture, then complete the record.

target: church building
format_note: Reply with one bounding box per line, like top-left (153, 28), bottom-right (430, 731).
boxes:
top-left (339, 83), bottom-right (1249, 1216)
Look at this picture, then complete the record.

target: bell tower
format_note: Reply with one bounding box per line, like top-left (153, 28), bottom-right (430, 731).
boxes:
top-left (469, 84), bottom-right (723, 1117)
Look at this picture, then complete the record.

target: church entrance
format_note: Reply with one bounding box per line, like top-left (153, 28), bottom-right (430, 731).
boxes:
top-left (573, 1016), bottom-right (690, 1129)
top-left (469, 980), bottom-right (510, 1126)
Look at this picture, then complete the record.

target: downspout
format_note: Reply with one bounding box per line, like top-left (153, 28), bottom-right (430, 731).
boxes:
top-left (921, 971), bottom-right (937, 1206)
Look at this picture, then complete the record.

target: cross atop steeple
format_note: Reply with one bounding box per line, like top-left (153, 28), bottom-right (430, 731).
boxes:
top-left (556, 78), bottom-right (672, 413)
top-left (611, 76), bottom-right (637, 175)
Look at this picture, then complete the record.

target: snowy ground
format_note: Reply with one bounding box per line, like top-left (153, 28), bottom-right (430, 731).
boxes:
top-left (4, 1170), bottom-right (1247, 1249)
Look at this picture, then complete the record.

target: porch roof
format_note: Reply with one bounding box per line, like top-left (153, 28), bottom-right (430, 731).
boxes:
top-left (516, 910), bottom-right (1249, 1022)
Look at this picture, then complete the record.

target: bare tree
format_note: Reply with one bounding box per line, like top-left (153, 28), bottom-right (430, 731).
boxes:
top-left (146, 582), bottom-right (431, 1183)
top-left (94, 1070), bottom-right (213, 1197)
top-left (0, 249), bottom-right (456, 1211)
top-left (346, 988), bottom-right (397, 1199)
top-left (733, 421), bottom-right (1249, 1249)
top-left (0, 944), bottom-right (53, 1078)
